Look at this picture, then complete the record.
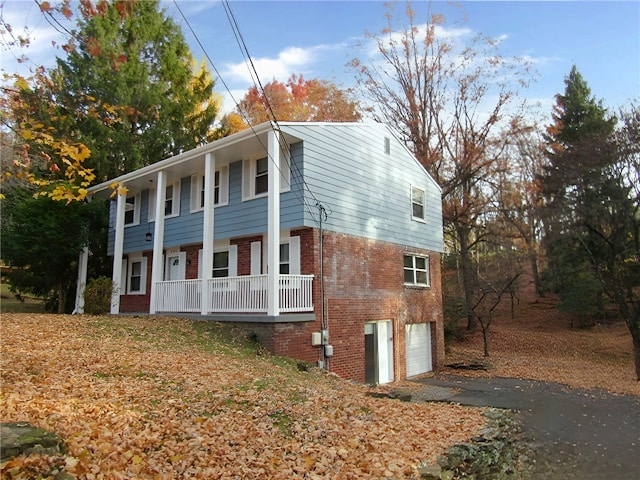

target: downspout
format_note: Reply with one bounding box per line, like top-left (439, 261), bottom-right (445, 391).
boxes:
top-left (317, 202), bottom-right (329, 370)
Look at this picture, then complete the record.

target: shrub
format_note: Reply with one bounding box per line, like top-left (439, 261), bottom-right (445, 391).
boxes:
top-left (83, 276), bottom-right (114, 315)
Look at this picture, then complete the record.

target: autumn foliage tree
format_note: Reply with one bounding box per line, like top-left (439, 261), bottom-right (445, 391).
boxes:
top-left (1, 0), bottom-right (221, 309)
top-left (233, 74), bottom-right (361, 127)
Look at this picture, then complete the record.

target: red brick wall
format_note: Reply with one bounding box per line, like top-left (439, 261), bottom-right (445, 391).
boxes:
top-left (119, 251), bottom-right (153, 313)
top-left (231, 235), bottom-right (263, 275)
top-left (265, 230), bottom-right (445, 382)
top-left (115, 229), bottom-right (445, 383)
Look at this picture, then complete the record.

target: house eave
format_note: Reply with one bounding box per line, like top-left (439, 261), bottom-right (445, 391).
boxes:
top-left (88, 121), bottom-right (299, 198)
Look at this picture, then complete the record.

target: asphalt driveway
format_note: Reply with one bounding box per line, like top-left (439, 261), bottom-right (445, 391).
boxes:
top-left (410, 375), bottom-right (640, 480)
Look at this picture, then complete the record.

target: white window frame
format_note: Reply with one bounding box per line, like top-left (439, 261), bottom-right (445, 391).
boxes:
top-left (127, 254), bottom-right (148, 294)
top-left (403, 254), bottom-right (430, 287)
top-left (190, 167), bottom-right (229, 213)
top-left (411, 185), bottom-right (426, 222)
top-left (242, 150), bottom-right (291, 201)
top-left (197, 245), bottom-right (238, 279)
top-left (149, 180), bottom-right (181, 222)
top-left (252, 235), bottom-right (300, 276)
top-left (124, 193), bottom-right (141, 227)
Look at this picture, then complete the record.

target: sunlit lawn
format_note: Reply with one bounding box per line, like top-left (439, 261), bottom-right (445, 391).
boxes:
top-left (0, 283), bottom-right (46, 313)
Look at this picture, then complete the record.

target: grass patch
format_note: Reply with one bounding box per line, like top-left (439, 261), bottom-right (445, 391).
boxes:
top-left (0, 283), bottom-right (46, 313)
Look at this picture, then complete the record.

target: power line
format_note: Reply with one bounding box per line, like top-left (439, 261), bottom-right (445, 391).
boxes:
top-left (220, 0), bottom-right (328, 223)
top-left (175, 0), bottom-right (328, 226)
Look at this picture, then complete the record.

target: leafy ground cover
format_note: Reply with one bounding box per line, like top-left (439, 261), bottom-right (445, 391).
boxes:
top-left (442, 296), bottom-right (640, 396)
top-left (0, 314), bottom-right (485, 479)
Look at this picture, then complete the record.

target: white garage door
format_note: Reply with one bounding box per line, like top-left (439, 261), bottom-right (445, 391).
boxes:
top-left (405, 323), bottom-right (432, 377)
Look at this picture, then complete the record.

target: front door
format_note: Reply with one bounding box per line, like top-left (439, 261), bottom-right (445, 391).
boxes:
top-left (165, 252), bottom-right (186, 281)
top-left (364, 321), bottom-right (394, 384)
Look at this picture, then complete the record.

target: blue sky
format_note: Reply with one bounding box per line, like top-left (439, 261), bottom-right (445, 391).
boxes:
top-left (2, 1), bottom-right (639, 119)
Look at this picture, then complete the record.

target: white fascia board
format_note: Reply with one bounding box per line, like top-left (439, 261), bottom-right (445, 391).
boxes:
top-left (88, 121), bottom-right (276, 196)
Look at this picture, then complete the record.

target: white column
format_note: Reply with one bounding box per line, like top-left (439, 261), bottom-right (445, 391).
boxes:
top-left (72, 246), bottom-right (89, 314)
top-left (111, 191), bottom-right (126, 314)
top-left (201, 153), bottom-right (215, 314)
top-left (267, 128), bottom-right (281, 316)
top-left (149, 170), bottom-right (167, 314)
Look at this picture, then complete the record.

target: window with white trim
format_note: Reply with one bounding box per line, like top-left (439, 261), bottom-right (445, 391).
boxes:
top-left (149, 180), bottom-right (180, 221)
top-left (411, 186), bottom-right (426, 222)
top-left (242, 152), bottom-right (291, 200)
top-left (197, 245), bottom-right (238, 278)
top-left (190, 167), bottom-right (229, 212)
top-left (127, 254), bottom-right (147, 294)
top-left (250, 236), bottom-right (300, 275)
top-left (255, 157), bottom-right (268, 195)
top-left (213, 251), bottom-right (229, 277)
top-left (124, 193), bottom-right (140, 226)
top-left (403, 254), bottom-right (430, 287)
top-left (279, 243), bottom-right (290, 274)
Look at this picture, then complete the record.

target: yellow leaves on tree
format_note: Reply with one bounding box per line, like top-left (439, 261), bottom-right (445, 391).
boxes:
top-left (4, 125), bottom-right (95, 203)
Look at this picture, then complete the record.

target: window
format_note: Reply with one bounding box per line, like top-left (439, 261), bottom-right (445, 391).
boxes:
top-left (164, 184), bottom-right (175, 216)
top-left (255, 157), bottom-right (268, 195)
top-left (384, 137), bottom-right (391, 155)
top-left (212, 251), bottom-right (229, 278)
top-left (124, 194), bottom-right (140, 226)
top-left (197, 245), bottom-right (237, 278)
top-left (190, 168), bottom-right (229, 212)
top-left (127, 254), bottom-right (147, 294)
top-left (411, 186), bottom-right (426, 221)
top-left (249, 236), bottom-right (300, 275)
top-left (404, 254), bottom-right (429, 287)
top-left (279, 243), bottom-right (290, 274)
top-left (149, 181), bottom-right (181, 221)
top-left (242, 153), bottom-right (290, 200)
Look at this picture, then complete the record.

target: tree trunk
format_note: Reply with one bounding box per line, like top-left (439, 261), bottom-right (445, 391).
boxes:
top-left (57, 283), bottom-right (66, 314)
top-left (633, 332), bottom-right (640, 381)
top-left (458, 226), bottom-right (476, 330)
top-left (481, 324), bottom-right (490, 357)
top-left (529, 251), bottom-right (542, 298)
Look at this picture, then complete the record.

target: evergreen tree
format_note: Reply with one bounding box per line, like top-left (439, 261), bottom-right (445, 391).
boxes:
top-left (48, 0), bottom-right (220, 181)
top-left (540, 66), bottom-right (615, 324)
top-left (1, 190), bottom-right (108, 313)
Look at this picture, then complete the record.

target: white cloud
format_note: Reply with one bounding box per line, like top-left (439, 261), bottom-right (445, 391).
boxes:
top-left (222, 43), bottom-right (338, 85)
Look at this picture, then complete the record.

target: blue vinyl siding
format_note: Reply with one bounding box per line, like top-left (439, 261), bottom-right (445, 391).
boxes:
top-left (109, 123), bottom-right (442, 255)
top-left (114, 146), bottom-right (306, 255)
top-left (281, 123), bottom-right (443, 253)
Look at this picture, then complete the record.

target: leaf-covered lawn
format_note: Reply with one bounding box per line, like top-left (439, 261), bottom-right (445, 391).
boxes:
top-left (0, 314), bottom-right (485, 479)
top-left (444, 298), bottom-right (640, 396)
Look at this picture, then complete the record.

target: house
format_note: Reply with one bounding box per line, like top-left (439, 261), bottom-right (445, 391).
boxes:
top-left (75, 121), bottom-right (445, 384)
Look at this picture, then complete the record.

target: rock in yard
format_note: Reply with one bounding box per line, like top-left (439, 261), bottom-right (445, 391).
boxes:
top-left (1, 422), bottom-right (66, 461)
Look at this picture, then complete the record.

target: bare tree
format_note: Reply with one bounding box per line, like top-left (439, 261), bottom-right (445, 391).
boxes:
top-left (350, 1), bottom-right (534, 329)
top-left (494, 120), bottom-right (547, 297)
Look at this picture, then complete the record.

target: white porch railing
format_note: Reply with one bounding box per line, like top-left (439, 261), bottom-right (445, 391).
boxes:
top-left (154, 275), bottom-right (314, 314)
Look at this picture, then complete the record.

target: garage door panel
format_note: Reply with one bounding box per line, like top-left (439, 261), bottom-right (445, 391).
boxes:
top-left (406, 323), bottom-right (432, 377)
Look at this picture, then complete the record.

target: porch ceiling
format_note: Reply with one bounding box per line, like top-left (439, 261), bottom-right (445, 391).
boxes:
top-left (89, 123), bottom-right (301, 197)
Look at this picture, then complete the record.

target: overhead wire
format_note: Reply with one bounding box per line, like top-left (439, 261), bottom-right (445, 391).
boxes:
top-left (219, 0), bottom-right (329, 225)
top-left (173, 0), bottom-right (324, 227)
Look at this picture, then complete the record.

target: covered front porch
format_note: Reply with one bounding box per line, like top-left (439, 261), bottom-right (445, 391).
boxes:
top-left (154, 274), bottom-right (314, 314)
